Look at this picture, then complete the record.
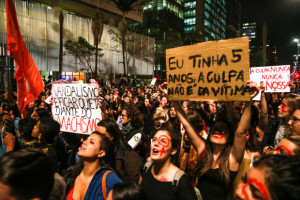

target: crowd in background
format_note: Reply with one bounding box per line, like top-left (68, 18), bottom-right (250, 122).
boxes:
top-left (0, 77), bottom-right (300, 200)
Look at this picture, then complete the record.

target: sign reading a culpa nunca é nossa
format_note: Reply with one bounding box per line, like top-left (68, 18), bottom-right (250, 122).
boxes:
top-left (52, 83), bottom-right (102, 134)
top-left (166, 37), bottom-right (250, 101)
top-left (250, 65), bottom-right (290, 93)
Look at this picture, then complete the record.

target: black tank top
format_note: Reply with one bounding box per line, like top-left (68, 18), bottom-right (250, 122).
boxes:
top-left (197, 168), bottom-right (238, 200)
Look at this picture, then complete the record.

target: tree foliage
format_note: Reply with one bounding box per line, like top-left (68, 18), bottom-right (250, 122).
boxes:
top-left (108, 27), bottom-right (155, 75)
top-left (64, 37), bottom-right (104, 74)
top-left (110, 0), bottom-right (144, 75)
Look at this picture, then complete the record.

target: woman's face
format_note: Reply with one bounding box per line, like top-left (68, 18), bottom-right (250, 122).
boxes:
top-left (160, 97), bottom-right (168, 108)
top-left (120, 110), bottom-right (130, 125)
top-left (133, 97), bottom-right (138, 104)
top-left (77, 134), bottom-right (103, 159)
top-left (235, 167), bottom-right (272, 200)
top-left (124, 97), bottom-right (130, 104)
top-left (209, 122), bottom-right (229, 145)
top-left (272, 94), bottom-right (278, 102)
top-left (278, 99), bottom-right (290, 118)
top-left (273, 138), bottom-right (298, 155)
top-left (150, 130), bottom-right (176, 162)
top-left (145, 98), bottom-right (150, 107)
top-left (170, 107), bottom-right (177, 118)
top-left (209, 102), bottom-right (217, 114)
top-left (182, 101), bottom-right (189, 113)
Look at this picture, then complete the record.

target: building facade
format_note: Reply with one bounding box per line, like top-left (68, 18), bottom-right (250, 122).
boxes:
top-left (184, 0), bottom-right (226, 41)
top-left (226, 0), bottom-right (241, 38)
top-left (137, 0), bottom-right (185, 76)
top-left (0, 0), bottom-right (154, 82)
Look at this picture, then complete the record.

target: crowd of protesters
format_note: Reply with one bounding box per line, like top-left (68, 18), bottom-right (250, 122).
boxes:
top-left (0, 76), bottom-right (300, 200)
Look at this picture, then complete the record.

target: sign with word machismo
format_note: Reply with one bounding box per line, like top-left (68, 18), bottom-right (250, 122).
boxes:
top-left (250, 65), bottom-right (290, 93)
top-left (52, 84), bottom-right (102, 134)
top-left (166, 37), bottom-right (250, 101)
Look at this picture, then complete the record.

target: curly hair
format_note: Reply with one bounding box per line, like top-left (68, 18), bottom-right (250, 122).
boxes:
top-left (123, 104), bottom-right (144, 129)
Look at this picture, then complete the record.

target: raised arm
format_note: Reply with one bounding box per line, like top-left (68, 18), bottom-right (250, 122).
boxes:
top-left (225, 101), bottom-right (238, 128)
top-left (230, 102), bottom-right (251, 171)
top-left (257, 82), bottom-right (268, 141)
top-left (229, 81), bottom-right (257, 171)
top-left (172, 101), bottom-right (206, 157)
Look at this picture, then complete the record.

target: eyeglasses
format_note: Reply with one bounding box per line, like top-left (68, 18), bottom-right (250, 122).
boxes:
top-left (289, 116), bottom-right (300, 124)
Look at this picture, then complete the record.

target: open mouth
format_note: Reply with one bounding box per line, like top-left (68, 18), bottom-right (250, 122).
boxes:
top-left (79, 146), bottom-right (86, 151)
top-left (213, 134), bottom-right (224, 139)
top-left (152, 149), bottom-right (159, 155)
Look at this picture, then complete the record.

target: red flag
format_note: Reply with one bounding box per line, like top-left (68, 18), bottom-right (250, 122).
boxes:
top-left (6, 0), bottom-right (44, 115)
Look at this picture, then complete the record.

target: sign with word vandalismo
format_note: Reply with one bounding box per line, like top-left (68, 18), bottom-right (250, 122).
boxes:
top-left (166, 37), bottom-right (250, 101)
top-left (250, 65), bottom-right (290, 93)
top-left (52, 84), bottom-right (102, 134)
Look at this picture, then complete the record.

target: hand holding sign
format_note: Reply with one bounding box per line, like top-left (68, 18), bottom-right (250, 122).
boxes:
top-left (247, 80), bottom-right (259, 99)
top-left (259, 81), bottom-right (265, 92)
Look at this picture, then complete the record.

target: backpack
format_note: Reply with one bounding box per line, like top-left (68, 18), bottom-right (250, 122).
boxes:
top-left (143, 161), bottom-right (185, 187)
top-left (143, 161), bottom-right (202, 200)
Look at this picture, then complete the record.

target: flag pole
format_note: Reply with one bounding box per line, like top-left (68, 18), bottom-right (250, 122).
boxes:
top-left (7, 55), bottom-right (11, 106)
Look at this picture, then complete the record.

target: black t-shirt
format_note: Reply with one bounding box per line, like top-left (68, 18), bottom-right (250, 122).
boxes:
top-left (141, 165), bottom-right (197, 200)
top-left (197, 168), bottom-right (238, 200)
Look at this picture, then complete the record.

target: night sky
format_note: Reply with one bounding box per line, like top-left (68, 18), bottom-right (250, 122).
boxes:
top-left (242, 0), bottom-right (300, 66)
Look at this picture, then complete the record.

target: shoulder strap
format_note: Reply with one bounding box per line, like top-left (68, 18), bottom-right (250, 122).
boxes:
top-left (143, 161), bottom-right (153, 172)
top-left (102, 170), bottom-right (113, 200)
top-left (172, 169), bottom-right (185, 187)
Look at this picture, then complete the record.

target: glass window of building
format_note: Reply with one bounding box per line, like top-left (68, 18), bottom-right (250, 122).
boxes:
top-left (163, 0), bottom-right (167, 8)
top-left (205, 4), bottom-right (211, 11)
top-left (185, 9), bottom-right (196, 17)
top-left (158, 0), bottom-right (163, 10)
top-left (184, 1), bottom-right (196, 9)
top-left (204, 19), bottom-right (211, 28)
top-left (205, 11), bottom-right (210, 19)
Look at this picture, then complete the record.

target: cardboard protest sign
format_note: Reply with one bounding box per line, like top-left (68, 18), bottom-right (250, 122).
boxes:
top-left (250, 65), bottom-right (290, 93)
top-left (166, 37), bottom-right (250, 101)
top-left (52, 84), bottom-right (102, 134)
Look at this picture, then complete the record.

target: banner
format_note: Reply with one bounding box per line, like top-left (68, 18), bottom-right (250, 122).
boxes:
top-left (250, 65), bottom-right (290, 93)
top-left (6, 0), bottom-right (44, 115)
top-left (166, 37), bottom-right (250, 101)
top-left (52, 84), bottom-right (102, 134)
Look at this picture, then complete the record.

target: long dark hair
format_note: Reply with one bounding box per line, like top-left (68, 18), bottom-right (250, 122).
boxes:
top-left (65, 132), bottom-right (114, 194)
top-left (246, 105), bottom-right (259, 152)
top-left (123, 104), bottom-right (144, 129)
top-left (194, 119), bottom-right (234, 185)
